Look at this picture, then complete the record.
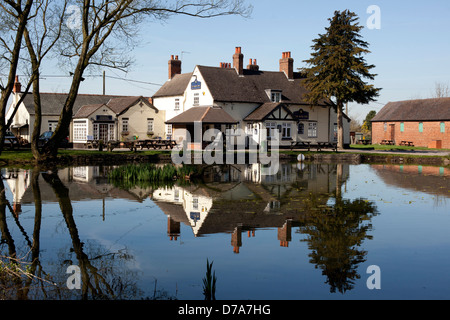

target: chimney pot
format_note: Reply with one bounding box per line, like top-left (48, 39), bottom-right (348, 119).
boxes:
top-left (233, 46), bottom-right (244, 75)
top-left (168, 55), bottom-right (182, 80)
top-left (280, 51), bottom-right (294, 80)
top-left (13, 76), bottom-right (21, 93)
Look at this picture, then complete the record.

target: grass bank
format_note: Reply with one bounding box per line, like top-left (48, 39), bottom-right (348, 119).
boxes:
top-left (1, 146), bottom-right (449, 168)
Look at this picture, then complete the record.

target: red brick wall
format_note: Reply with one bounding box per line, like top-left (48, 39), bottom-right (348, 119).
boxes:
top-left (372, 121), bottom-right (450, 148)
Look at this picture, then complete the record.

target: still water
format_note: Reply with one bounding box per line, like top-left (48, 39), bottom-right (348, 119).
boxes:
top-left (1, 162), bottom-right (449, 300)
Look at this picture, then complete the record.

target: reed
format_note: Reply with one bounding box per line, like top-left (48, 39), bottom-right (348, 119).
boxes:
top-left (108, 164), bottom-right (197, 187)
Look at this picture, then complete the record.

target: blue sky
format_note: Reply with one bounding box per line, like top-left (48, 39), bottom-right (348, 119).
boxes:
top-left (37, 0), bottom-right (450, 122)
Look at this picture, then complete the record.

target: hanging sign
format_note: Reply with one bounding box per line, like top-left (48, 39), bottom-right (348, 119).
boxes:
top-left (191, 80), bottom-right (202, 90)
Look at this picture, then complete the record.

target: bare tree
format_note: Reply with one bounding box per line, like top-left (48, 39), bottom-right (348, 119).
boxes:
top-left (20, 0), bottom-right (69, 160)
top-left (28, 0), bottom-right (252, 162)
top-left (432, 81), bottom-right (450, 98)
top-left (0, 0), bottom-right (33, 155)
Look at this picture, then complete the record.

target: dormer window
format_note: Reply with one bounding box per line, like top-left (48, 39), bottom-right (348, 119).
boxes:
top-left (266, 89), bottom-right (282, 102)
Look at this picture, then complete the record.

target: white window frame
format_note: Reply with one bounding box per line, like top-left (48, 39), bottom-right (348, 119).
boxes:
top-left (147, 118), bottom-right (154, 133)
top-left (271, 92), bottom-right (281, 103)
top-left (308, 122), bottom-right (318, 138)
top-left (48, 121), bottom-right (58, 132)
top-left (73, 120), bottom-right (88, 142)
top-left (266, 122), bottom-right (277, 138)
top-left (193, 93), bottom-right (200, 106)
top-left (122, 118), bottom-right (129, 133)
top-left (282, 122), bottom-right (292, 139)
top-left (175, 98), bottom-right (180, 111)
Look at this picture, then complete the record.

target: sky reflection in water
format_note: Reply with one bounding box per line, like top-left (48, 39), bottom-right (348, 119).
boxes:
top-left (1, 162), bottom-right (449, 300)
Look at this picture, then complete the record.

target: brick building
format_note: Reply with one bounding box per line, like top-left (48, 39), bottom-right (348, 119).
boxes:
top-left (371, 98), bottom-right (450, 149)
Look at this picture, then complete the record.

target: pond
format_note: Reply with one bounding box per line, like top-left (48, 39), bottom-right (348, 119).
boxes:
top-left (0, 162), bottom-right (449, 300)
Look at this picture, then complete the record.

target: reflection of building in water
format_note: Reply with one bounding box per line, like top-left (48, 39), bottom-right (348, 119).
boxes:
top-left (2, 168), bottom-right (31, 215)
top-left (154, 162), bottom-right (350, 253)
top-left (372, 165), bottom-right (450, 199)
top-left (1, 167), bottom-right (153, 217)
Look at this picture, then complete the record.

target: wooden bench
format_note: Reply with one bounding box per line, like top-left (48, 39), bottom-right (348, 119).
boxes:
top-left (315, 142), bottom-right (338, 152)
top-left (290, 141), bottom-right (311, 151)
top-left (136, 140), bottom-right (177, 150)
top-left (381, 140), bottom-right (395, 145)
top-left (290, 141), bottom-right (338, 152)
top-left (400, 141), bottom-right (415, 147)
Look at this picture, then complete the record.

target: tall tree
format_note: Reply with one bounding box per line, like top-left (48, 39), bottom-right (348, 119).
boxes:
top-left (34, 0), bottom-right (252, 162)
top-left (303, 10), bottom-right (380, 149)
top-left (0, 0), bottom-right (33, 155)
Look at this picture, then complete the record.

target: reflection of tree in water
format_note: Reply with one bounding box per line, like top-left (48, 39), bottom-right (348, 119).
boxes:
top-left (41, 170), bottom-right (143, 300)
top-left (0, 168), bottom-right (146, 300)
top-left (299, 194), bottom-right (378, 294)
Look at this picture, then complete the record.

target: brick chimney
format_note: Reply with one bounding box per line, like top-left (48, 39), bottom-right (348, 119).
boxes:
top-left (247, 58), bottom-right (259, 71)
top-left (168, 55), bottom-right (182, 80)
top-left (13, 75), bottom-right (21, 93)
top-left (233, 47), bottom-right (244, 75)
top-left (280, 52), bottom-right (294, 80)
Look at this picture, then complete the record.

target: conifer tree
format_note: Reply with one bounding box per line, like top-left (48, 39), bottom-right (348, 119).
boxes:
top-left (303, 10), bottom-right (381, 149)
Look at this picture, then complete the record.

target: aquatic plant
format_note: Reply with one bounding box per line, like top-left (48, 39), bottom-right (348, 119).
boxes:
top-left (108, 164), bottom-right (198, 187)
top-left (202, 259), bottom-right (217, 301)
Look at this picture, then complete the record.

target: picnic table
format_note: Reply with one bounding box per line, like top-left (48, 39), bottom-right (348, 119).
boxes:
top-left (290, 141), bottom-right (338, 152)
top-left (381, 140), bottom-right (395, 145)
top-left (290, 141), bottom-right (311, 151)
top-left (400, 141), bottom-right (415, 147)
top-left (106, 140), bottom-right (137, 152)
top-left (357, 139), bottom-right (372, 145)
top-left (136, 139), bottom-right (177, 150)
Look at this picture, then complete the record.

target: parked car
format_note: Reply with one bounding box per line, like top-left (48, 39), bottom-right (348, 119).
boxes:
top-left (38, 131), bottom-right (70, 148)
top-left (3, 131), bottom-right (19, 150)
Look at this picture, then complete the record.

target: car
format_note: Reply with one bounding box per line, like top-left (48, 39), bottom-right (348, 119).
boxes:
top-left (3, 131), bottom-right (19, 150)
top-left (38, 131), bottom-right (70, 148)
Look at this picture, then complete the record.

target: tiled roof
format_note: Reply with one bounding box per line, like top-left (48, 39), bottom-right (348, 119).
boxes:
top-left (21, 93), bottom-right (124, 116)
top-left (244, 102), bottom-right (285, 121)
top-left (197, 66), bottom-right (311, 104)
top-left (73, 104), bottom-right (106, 118)
top-left (166, 106), bottom-right (238, 124)
top-left (21, 93), bottom-right (155, 118)
top-left (152, 73), bottom-right (193, 98)
top-left (372, 98), bottom-right (450, 122)
top-left (153, 66), bottom-right (331, 106)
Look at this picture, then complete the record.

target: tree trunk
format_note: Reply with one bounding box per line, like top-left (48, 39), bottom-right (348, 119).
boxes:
top-left (337, 101), bottom-right (345, 150)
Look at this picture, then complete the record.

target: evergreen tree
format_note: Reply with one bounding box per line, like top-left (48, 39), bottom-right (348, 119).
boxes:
top-left (303, 10), bottom-right (381, 149)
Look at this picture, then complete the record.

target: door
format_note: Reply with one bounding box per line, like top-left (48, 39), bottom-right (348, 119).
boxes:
top-left (389, 124), bottom-right (395, 143)
top-left (99, 124), bottom-right (109, 142)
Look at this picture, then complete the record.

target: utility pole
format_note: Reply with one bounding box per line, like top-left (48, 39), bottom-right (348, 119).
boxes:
top-left (103, 71), bottom-right (106, 95)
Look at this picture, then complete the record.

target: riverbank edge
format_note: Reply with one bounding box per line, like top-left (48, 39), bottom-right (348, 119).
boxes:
top-left (1, 150), bottom-right (449, 169)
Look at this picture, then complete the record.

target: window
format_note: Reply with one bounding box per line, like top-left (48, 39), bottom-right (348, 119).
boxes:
top-left (175, 98), bottom-right (180, 111)
top-left (147, 118), bottom-right (154, 133)
top-left (48, 121), bottom-right (58, 132)
top-left (400, 122), bottom-right (405, 132)
top-left (298, 123), bottom-right (304, 135)
top-left (122, 118), bottom-right (129, 132)
top-left (266, 122), bottom-right (277, 138)
top-left (419, 122), bottom-right (423, 133)
top-left (271, 92), bottom-right (281, 102)
top-left (282, 123), bottom-right (291, 139)
top-left (308, 122), bottom-right (318, 138)
top-left (73, 121), bottom-right (87, 142)
top-left (441, 122), bottom-right (445, 133)
top-left (384, 122), bottom-right (387, 132)
top-left (167, 124), bottom-right (173, 138)
top-left (192, 197), bottom-right (199, 210)
top-left (193, 93), bottom-right (200, 106)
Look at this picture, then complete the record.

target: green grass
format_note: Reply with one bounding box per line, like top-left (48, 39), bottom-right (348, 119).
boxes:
top-left (0, 149), bottom-right (167, 161)
top-left (350, 144), bottom-right (450, 152)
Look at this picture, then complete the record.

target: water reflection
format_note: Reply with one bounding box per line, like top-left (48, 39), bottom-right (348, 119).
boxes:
top-left (0, 162), bottom-right (382, 299)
